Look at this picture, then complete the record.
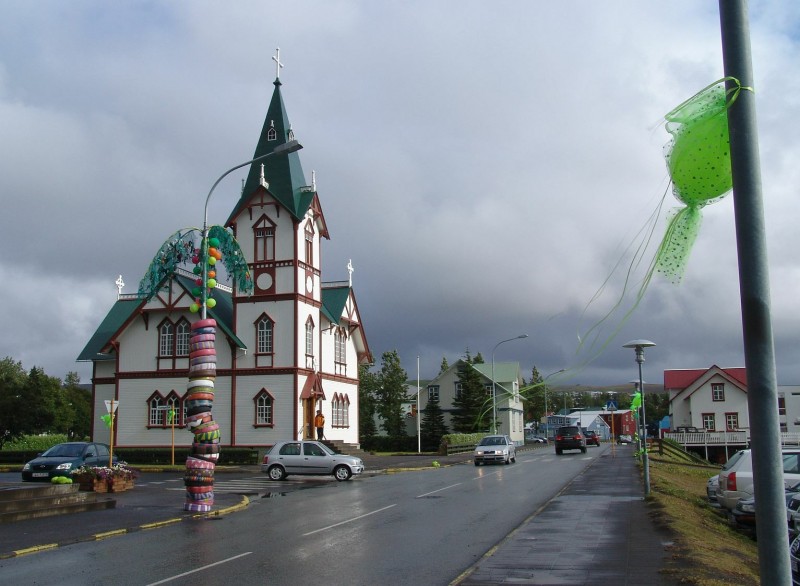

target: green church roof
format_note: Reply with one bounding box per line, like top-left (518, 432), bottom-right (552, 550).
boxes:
top-left (226, 78), bottom-right (312, 226)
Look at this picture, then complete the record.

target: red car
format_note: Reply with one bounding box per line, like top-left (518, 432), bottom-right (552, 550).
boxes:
top-left (583, 429), bottom-right (600, 447)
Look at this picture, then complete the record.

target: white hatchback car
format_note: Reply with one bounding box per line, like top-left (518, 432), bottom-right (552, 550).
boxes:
top-left (474, 435), bottom-right (516, 466)
top-left (717, 448), bottom-right (800, 511)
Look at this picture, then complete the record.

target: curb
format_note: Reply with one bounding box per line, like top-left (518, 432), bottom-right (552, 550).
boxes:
top-left (0, 494), bottom-right (250, 559)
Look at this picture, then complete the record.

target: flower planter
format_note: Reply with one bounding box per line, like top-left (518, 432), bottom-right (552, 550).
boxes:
top-left (93, 479), bottom-right (109, 493)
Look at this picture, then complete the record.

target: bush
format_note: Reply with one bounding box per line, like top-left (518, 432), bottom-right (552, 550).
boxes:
top-left (2, 434), bottom-right (71, 452)
top-left (360, 436), bottom-right (418, 453)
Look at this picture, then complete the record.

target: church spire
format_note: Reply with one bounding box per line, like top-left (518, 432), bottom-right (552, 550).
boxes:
top-left (226, 49), bottom-right (311, 225)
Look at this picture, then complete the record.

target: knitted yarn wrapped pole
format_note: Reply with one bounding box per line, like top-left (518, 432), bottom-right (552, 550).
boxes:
top-left (184, 317), bottom-right (220, 512)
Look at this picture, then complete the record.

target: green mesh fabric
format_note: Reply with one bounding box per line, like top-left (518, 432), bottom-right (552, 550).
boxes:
top-left (655, 78), bottom-right (744, 282)
top-left (137, 226), bottom-right (253, 301)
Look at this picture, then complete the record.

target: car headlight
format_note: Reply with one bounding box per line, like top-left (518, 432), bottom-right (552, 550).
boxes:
top-left (55, 463), bottom-right (73, 470)
top-left (738, 502), bottom-right (756, 513)
top-left (22, 463), bottom-right (31, 471)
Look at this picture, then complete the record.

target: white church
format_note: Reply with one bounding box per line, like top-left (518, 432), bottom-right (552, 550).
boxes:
top-left (78, 55), bottom-right (371, 451)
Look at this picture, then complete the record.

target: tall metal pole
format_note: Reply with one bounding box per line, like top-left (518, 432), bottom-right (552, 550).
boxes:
top-left (624, 340), bottom-right (655, 496)
top-left (718, 2), bottom-right (788, 582)
top-left (417, 355), bottom-right (421, 454)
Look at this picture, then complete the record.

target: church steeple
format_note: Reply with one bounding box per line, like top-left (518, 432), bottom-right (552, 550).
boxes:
top-left (226, 48), bottom-right (312, 226)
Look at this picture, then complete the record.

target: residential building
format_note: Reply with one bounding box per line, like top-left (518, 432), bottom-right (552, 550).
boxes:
top-left (420, 360), bottom-right (524, 445)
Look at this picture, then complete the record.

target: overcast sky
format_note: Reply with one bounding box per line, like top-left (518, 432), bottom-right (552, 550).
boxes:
top-left (2, 1), bottom-right (799, 389)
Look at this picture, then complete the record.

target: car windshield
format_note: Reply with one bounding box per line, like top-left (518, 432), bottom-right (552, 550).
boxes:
top-left (721, 450), bottom-right (746, 471)
top-left (42, 444), bottom-right (84, 458)
top-left (479, 436), bottom-right (506, 446)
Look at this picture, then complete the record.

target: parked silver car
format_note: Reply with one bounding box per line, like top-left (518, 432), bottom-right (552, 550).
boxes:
top-left (474, 435), bottom-right (516, 466)
top-left (261, 440), bottom-right (364, 481)
top-left (717, 448), bottom-right (800, 511)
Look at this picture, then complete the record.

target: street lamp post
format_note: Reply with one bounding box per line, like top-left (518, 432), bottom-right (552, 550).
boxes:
top-left (491, 334), bottom-right (528, 434)
top-left (200, 139), bottom-right (303, 319)
top-left (623, 339), bottom-right (656, 496)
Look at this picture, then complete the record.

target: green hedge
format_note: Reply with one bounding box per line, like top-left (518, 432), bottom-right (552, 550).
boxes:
top-left (439, 433), bottom-right (485, 455)
top-left (360, 436), bottom-right (418, 453)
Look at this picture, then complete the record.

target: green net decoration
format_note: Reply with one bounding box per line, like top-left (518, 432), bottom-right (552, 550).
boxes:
top-left (574, 78), bottom-right (751, 374)
top-left (138, 229), bottom-right (197, 300)
top-left (137, 226), bottom-right (253, 301)
top-left (655, 77), bottom-right (747, 283)
top-left (208, 225), bottom-right (253, 295)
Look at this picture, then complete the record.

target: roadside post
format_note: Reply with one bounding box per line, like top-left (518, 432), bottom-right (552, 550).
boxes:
top-left (104, 399), bottom-right (119, 467)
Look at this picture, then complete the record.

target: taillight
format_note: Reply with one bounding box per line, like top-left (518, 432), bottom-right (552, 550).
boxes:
top-left (262, 455), bottom-right (269, 464)
top-left (728, 472), bottom-right (737, 491)
top-left (576, 434), bottom-right (583, 439)
top-left (555, 435), bottom-right (563, 441)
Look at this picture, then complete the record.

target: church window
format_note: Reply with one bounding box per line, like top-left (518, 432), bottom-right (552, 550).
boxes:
top-left (332, 394), bottom-right (341, 427)
top-left (305, 318), bottom-right (315, 358)
top-left (342, 395), bottom-right (350, 427)
top-left (176, 319), bottom-right (190, 356)
top-left (159, 322), bottom-right (174, 357)
top-left (165, 391), bottom-right (182, 427)
top-left (304, 222), bottom-right (314, 266)
top-left (148, 392), bottom-right (165, 426)
top-left (254, 218), bottom-right (275, 262)
top-left (256, 315), bottom-right (274, 354)
top-left (267, 123), bottom-right (276, 141)
top-left (254, 389), bottom-right (274, 426)
top-left (334, 328), bottom-right (346, 373)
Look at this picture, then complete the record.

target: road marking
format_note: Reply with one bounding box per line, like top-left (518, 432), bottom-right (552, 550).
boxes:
top-left (302, 504), bottom-right (397, 536)
top-left (416, 483), bottom-right (463, 498)
top-left (145, 552), bottom-right (252, 585)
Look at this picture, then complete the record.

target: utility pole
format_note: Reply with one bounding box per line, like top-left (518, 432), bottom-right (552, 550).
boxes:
top-left (718, 1), bottom-right (789, 583)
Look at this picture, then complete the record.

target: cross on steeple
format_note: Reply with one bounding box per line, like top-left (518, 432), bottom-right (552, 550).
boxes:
top-left (347, 259), bottom-right (354, 287)
top-left (272, 47), bottom-right (284, 80)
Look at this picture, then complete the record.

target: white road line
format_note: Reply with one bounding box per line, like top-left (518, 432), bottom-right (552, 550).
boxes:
top-left (302, 504), bottom-right (397, 536)
top-left (416, 482), bottom-right (463, 498)
top-left (145, 552), bottom-right (252, 585)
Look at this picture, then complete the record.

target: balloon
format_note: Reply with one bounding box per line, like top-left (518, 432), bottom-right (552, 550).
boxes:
top-left (213, 249), bottom-right (222, 260)
top-left (192, 287), bottom-right (202, 296)
top-left (208, 257), bottom-right (216, 266)
top-left (193, 266), bottom-right (201, 275)
top-left (208, 247), bottom-right (218, 257)
top-left (209, 237), bottom-right (220, 248)
top-left (190, 303), bottom-right (199, 313)
top-left (206, 298), bottom-right (217, 309)
top-left (207, 278), bottom-right (217, 288)
top-left (192, 255), bottom-right (199, 264)
top-left (195, 278), bottom-right (202, 286)
top-left (208, 271), bottom-right (216, 279)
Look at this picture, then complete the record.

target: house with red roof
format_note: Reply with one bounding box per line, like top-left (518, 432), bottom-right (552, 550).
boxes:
top-left (665, 365), bottom-right (748, 433)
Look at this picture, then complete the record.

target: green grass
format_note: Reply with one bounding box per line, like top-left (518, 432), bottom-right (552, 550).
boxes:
top-left (648, 455), bottom-right (760, 585)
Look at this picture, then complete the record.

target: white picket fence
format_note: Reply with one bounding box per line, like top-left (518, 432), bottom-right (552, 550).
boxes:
top-left (663, 431), bottom-right (800, 447)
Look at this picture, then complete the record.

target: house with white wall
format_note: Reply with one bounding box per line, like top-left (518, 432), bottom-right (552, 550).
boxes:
top-left (665, 366), bottom-right (749, 432)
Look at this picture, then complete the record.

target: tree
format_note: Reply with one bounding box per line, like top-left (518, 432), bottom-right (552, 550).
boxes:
top-left (439, 357), bottom-right (449, 374)
top-left (62, 373), bottom-right (92, 440)
top-left (420, 393), bottom-right (449, 451)
top-left (451, 351), bottom-right (491, 433)
top-left (374, 350), bottom-right (408, 439)
top-left (0, 357), bottom-right (27, 447)
top-left (473, 352), bottom-right (485, 364)
top-left (358, 363), bottom-right (379, 441)
top-left (522, 366), bottom-right (545, 425)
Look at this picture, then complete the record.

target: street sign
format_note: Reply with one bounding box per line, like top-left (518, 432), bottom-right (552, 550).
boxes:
top-left (606, 400), bottom-right (618, 411)
top-left (104, 400), bottom-right (119, 413)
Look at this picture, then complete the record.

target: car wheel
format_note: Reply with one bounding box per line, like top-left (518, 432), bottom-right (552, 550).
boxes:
top-left (511, 456), bottom-right (516, 463)
top-left (581, 447), bottom-right (587, 454)
top-left (474, 460), bottom-right (479, 466)
top-left (267, 465), bottom-right (286, 481)
top-left (504, 457), bottom-right (510, 465)
top-left (334, 465), bottom-right (352, 481)
top-left (556, 449), bottom-right (562, 455)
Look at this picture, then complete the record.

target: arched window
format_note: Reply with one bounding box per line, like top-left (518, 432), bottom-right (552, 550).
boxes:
top-left (147, 392), bottom-right (165, 426)
top-left (331, 394), bottom-right (341, 427)
top-left (253, 216), bottom-right (275, 262)
top-left (254, 389), bottom-right (275, 426)
top-left (342, 394), bottom-right (350, 427)
top-left (165, 392), bottom-right (182, 427)
top-left (334, 328), bottom-right (347, 374)
top-left (159, 322), bottom-right (174, 357)
top-left (305, 317), bottom-right (314, 358)
top-left (304, 221), bottom-right (314, 266)
top-left (267, 122), bottom-right (276, 141)
top-left (176, 319), bottom-right (190, 356)
top-left (256, 315), bottom-right (274, 354)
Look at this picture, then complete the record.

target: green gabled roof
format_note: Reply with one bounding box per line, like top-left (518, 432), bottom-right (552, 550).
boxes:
top-left (78, 275), bottom-right (246, 363)
top-left (77, 298), bottom-right (142, 361)
top-left (321, 285), bottom-right (351, 325)
top-left (226, 78), bottom-right (311, 226)
top-left (472, 362), bottom-right (520, 392)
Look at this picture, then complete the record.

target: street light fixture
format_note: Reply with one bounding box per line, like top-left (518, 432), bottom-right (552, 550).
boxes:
top-left (623, 339), bottom-right (656, 496)
top-left (200, 139), bottom-right (303, 319)
top-left (491, 334), bottom-right (528, 434)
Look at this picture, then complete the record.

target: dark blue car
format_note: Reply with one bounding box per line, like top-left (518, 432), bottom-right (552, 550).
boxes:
top-left (21, 442), bottom-right (117, 481)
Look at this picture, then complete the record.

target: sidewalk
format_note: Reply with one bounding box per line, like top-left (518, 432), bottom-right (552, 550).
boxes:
top-left (454, 446), bottom-right (680, 585)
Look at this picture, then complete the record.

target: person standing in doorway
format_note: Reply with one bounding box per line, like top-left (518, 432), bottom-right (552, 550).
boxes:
top-left (314, 409), bottom-right (325, 440)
